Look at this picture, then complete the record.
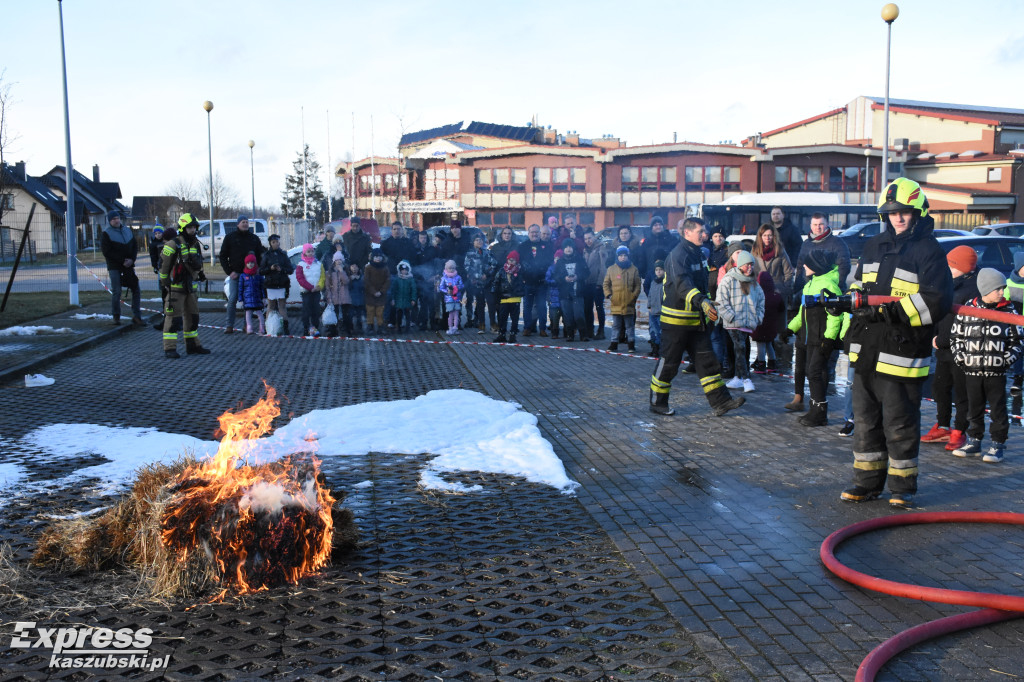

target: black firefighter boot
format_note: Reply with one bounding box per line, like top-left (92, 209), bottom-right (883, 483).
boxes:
top-left (186, 338), bottom-right (212, 355)
top-left (799, 399), bottom-right (828, 427)
top-left (650, 389), bottom-right (675, 416)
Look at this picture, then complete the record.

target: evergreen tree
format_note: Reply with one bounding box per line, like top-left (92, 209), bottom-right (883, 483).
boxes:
top-left (280, 145), bottom-right (326, 222)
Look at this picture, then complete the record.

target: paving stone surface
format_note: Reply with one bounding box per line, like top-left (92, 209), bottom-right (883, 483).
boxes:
top-left (0, 323), bottom-right (1022, 681)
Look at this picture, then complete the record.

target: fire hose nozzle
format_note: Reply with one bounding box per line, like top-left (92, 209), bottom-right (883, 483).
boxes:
top-left (802, 291), bottom-right (866, 314)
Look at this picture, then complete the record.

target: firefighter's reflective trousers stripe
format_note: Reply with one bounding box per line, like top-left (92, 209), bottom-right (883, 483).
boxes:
top-left (851, 370), bottom-right (922, 495)
top-left (163, 291), bottom-right (200, 350)
top-left (650, 324), bottom-right (729, 408)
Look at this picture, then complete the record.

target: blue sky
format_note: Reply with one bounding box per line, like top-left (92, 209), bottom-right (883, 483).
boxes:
top-left (6, 0), bottom-right (1024, 214)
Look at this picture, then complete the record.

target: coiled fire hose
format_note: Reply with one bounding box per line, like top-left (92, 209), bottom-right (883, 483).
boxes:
top-left (821, 513), bottom-right (1024, 682)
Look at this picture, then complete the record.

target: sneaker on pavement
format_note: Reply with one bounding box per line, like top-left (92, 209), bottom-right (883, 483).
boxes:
top-left (945, 429), bottom-right (967, 451)
top-left (742, 378), bottom-right (755, 393)
top-left (889, 493), bottom-right (915, 509)
top-left (840, 486), bottom-right (881, 502)
top-left (838, 420), bottom-right (855, 437)
top-left (725, 376), bottom-right (744, 389)
top-left (953, 438), bottom-right (982, 458)
top-left (983, 444), bottom-right (1005, 463)
top-left (921, 423), bottom-right (951, 443)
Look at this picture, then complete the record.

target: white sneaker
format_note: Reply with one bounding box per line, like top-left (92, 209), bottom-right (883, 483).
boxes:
top-left (726, 377), bottom-right (744, 389)
top-left (743, 378), bottom-right (755, 393)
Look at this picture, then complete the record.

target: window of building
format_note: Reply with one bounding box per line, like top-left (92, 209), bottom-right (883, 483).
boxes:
top-left (622, 166), bottom-right (676, 192)
top-left (475, 211), bottom-right (526, 229)
top-left (988, 167), bottom-right (1003, 182)
top-left (541, 211), bottom-right (597, 228)
top-left (476, 168), bottom-right (526, 193)
top-left (612, 210), bottom-right (667, 226)
top-left (828, 166), bottom-right (871, 192)
top-left (775, 166), bottom-right (822, 191)
top-left (0, 193), bottom-right (13, 210)
top-left (684, 166), bottom-right (741, 191)
top-left (534, 167), bottom-right (586, 192)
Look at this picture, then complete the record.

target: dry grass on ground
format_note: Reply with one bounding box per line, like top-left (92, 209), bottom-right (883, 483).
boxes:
top-left (0, 291), bottom-right (110, 329)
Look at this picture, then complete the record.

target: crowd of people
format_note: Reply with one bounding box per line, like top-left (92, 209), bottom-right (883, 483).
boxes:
top-left (117, 177), bottom-right (1017, 509)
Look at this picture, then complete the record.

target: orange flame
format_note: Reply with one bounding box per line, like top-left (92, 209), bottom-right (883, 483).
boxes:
top-left (160, 384), bottom-right (334, 595)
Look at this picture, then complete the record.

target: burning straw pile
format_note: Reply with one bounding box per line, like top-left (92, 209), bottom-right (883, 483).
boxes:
top-left (33, 386), bottom-right (357, 599)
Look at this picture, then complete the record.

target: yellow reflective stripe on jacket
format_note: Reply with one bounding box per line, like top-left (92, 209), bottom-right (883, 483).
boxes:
top-left (899, 292), bottom-right (932, 327)
top-left (685, 289), bottom-right (700, 307)
top-left (848, 342), bottom-right (861, 364)
top-left (891, 268), bottom-right (920, 297)
top-left (876, 351), bottom-right (929, 379)
top-left (661, 304), bottom-right (700, 327)
top-left (861, 262), bottom-right (880, 284)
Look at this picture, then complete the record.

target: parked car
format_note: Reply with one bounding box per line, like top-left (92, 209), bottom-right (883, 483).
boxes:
top-left (840, 222), bottom-right (971, 259)
top-left (936, 236), bottom-right (1024, 278)
top-left (196, 218), bottom-right (271, 251)
top-left (971, 223), bottom-right (1024, 237)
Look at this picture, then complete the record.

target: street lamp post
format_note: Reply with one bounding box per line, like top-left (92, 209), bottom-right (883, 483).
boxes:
top-left (204, 100), bottom-right (215, 265)
top-left (248, 140), bottom-right (256, 220)
top-left (881, 3), bottom-right (899, 187)
top-left (864, 148), bottom-right (872, 204)
top-left (57, 0), bottom-right (78, 305)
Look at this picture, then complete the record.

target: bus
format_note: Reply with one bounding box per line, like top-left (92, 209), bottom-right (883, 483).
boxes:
top-left (695, 192), bottom-right (878, 237)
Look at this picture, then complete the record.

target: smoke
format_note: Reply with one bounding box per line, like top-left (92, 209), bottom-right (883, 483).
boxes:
top-left (241, 479), bottom-right (319, 515)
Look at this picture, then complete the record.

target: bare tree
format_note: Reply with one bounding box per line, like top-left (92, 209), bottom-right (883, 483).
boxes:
top-left (0, 71), bottom-right (19, 232)
top-left (164, 178), bottom-right (200, 204)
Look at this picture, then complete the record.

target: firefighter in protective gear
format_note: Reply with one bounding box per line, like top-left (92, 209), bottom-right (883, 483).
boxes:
top-left (649, 217), bottom-right (745, 417)
top-left (160, 213), bottom-right (211, 358)
top-left (841, 178), bottom-right (952, 508)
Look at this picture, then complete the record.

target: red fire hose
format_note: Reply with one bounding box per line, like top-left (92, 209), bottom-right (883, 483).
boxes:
top-left (820, 512), bottom-right (1024, 681)
top-left (863, 294), bottom-right (1024, 326)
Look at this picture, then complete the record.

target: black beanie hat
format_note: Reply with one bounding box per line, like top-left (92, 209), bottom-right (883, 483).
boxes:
top-left (805, 249), bottom-right (836, 276)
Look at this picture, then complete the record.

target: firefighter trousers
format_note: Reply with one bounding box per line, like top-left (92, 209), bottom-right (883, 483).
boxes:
top-left (851, 370), bottom-right (921, 494)
top-left (650, 325), bottom-right (729, 408)
top-left (163, 290), bottom-right (201, 351)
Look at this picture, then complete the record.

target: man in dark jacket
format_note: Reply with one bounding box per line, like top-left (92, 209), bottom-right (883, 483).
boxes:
top-left (605, 226), bottom-right (642, 267)
top-left (438, 220), bottom-right (474, 276)
top-left (382, 221), bottom-right (417, 327)
top-left (518, 224), bottom-right (554, 336)
top-left (770, 207), bottom-right (803, 270)
top-left (638, 216), bottom-right (680, 294)
top-left (218, 215), bottom-right (266, 333)
top-left (412, 230), bottom-right (441, 330)
top-left (343, 216), bottom-right (373, 269)
top-left (100, 210), bottom-right (143, 327)
top-left (841, 179), bottom-right (953, 509)
top-left (795, 213), bottom-right (852, 291)
top-left (313, 226), bottom-right (336, 268)
top-left (649, 217), bottom-right (745, 417)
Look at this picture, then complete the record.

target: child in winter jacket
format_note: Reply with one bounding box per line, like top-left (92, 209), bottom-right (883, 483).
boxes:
top-left (603, 245), bottom-right (642, 353)
top-left (492, 251), bottom-right (524, 343)
top-left (716, 251), bottom-right (765, 393)
top-left (324, 252), bottom-right (352, 336)
top-left (391, 260), bottom-right (418, 333)
top-left (647, 260), bottom-right (665, 358)
top-left (751, 270), bottom-right (784, 373)
top-left (439, 260), bottom-right (465, 335)
top-left (238, 254), bottom-right (266, 335)
top-left (949, 268), bottom-right (1024, 462)
top-left (295, 243), bottom-right (326, 337)
top-left (364, 248), bottom-right (391, 335)
top-left (545, 251), bottom-right (563, 338)
top-left (348, 263), bottom-right (365, 333)
top-left (786, 250), bottom-right (842, 426)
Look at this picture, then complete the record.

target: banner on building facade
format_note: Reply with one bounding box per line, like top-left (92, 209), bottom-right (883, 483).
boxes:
top-left (397, 199), bottom-right (461, 213)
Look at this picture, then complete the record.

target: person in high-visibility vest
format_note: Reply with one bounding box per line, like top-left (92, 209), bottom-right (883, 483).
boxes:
top-left (159, 214), bottom-right (211, 359)
top-left (841, 179), bottom-right (952, 509)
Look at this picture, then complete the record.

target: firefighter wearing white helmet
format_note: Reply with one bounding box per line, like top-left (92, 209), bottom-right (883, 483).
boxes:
top-left (841, 178), bottom-right (952, 508)
top-left (159, 213), bottom-right (211, 358)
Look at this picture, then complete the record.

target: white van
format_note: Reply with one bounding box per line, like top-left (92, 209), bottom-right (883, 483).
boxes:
top-left (196, 218), bottom-right (270, 252)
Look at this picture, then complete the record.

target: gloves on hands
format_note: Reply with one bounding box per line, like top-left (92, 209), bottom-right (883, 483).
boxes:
top-left (700, 298), bottom-right (719, 323)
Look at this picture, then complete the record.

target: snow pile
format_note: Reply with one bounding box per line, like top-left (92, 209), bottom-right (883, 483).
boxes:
top-left (5, 390), bottom-right (578, 498)
top-left (0, 326), bottom-right (73, 336)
